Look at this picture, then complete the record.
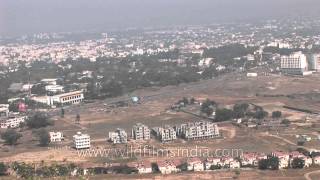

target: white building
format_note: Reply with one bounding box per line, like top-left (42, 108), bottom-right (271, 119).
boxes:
top-left (280, 52), bottom-right (308, 75)
top-left (51, 91), bottom-right (84, 105)
top-left (41, 78), bottom-right (58, 85)
top-left (0, 104), bottom-right (9, 117)
top-left (306, 53), bottom-right (320, 71)
top-left (128, 161), bottom-right (152, 174)
top-left (153, 126), bottom-right (177, 142)
top-left (0, 115), bottom-right (27, 128)
top-left (271, 151), bottom-right (290, 169)
top-left (32, 91), bottom-right (84, 106)
top-left (109, 128), bottom-right (128, 144)
top-left (177, 121), bottom-right (220, 140)
top-left (157, 160), bottom-right (180, 174)
top-left (45, 85), bottom-right (64, 93)
top-left (187, 158), bottom-right (204, 171)
top-left (132, 123), bottom-right (150, 141)
top-left (73, 132), bottom-right (91, 149)
top-left (49, 131), bottom-right (64, 142)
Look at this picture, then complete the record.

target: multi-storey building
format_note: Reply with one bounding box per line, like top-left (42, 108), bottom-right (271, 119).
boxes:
top-left (109, 128), bottom-right (128, 144)
top-left (32, 90), bottom-right (84, 106)
top-left (280, 52), bottom-right (308, 75)
top-left (0, 104), bottom-right (9, 117)
top-left (0, 115), bottom-right (27, 128)
top-left (49, 131), bottom-right (64, 142)
top-left (73, 132), bottom-right (91, 149)
top-left (45, 85), bottom-right (64, 93)
top-left (153, 125), bottom-right (177, 142)
top-left (176, 121), bottom-right (220, 140)
top-left (132, 123), bottom-right (150, 140)
top-left (51, 91), bottom-right (84, 105)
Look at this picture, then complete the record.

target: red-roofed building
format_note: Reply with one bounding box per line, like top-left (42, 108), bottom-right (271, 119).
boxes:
top-left (157, 160), bottom-right (181, 174)
top-left (187, 157), bottom-right (204, 171)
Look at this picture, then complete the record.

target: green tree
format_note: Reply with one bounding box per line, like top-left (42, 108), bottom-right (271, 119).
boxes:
top-left (1, 129), bottom-right (22, 145)
top-left (233, 103), bottom-right (249, 118)
top-left (76, 114), bottom-right (80, 124)
top-left (0, 162), bottom-right (8, 176)
top-left (37, 128), bottom-right (50, 146)
top-left (61, 108), bottom-right (65, 118)
top-left (215, 108), bottom-right (234, 121)
top-left (272, 111), bottom-right (282, 118)
top-left (281, 119), bottom-right (291, 126)
top-left (291, 158), bottom-right (305, 169)
top-left (27, 112), bottom-right (53, 129)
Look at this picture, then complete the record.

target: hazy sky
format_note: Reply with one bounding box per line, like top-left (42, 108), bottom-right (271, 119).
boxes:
top-left (1, 0), bottom-right (320, 36)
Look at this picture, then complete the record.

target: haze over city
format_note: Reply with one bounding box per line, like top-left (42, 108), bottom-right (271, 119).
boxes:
top-left (1, 0), bottom-right (320, 36)
top-left (1, 0), bottom-right (320, 179)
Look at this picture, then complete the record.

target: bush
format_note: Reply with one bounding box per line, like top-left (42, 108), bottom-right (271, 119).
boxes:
top-left (0, 162), bottom-right (8, 176)
top-left (27, 112), bottom-right (53, 129)
top-left (258, 157), bottom-right (279, 170)
top-left (35, 128), bottom-right (50, 146)
top-left (1, 129), bottom-right (22, 145)
top-left (215, 108), bottom-right (233, 121)
top-left (272, 111), bottom-right (282, 118)
top-left (291, 158), bottom-right (305, 169)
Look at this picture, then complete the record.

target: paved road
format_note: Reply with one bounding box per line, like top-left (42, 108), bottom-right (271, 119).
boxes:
top-left (304, 170), bottom-right (320, 180)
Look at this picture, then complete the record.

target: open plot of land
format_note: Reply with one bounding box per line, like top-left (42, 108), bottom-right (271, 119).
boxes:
top-left (1, 73), bottom-right (320, 164)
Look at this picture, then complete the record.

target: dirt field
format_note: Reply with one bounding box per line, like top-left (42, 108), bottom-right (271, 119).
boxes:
top-left (1, 72), bottom-right (320, 165)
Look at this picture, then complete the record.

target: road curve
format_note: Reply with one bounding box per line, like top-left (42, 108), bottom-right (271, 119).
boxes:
top-left (304, 170), bottom-right (320, 180)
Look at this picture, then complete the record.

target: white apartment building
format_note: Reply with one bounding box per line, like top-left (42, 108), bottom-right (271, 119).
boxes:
top-left (177, 121), bottom-right (220, 140)
top-left (41, 78), bottom-right (58, 85)
top-left (45, 85), bottom-right (64, 93)
top-left (73, 132), bottom-right (91, 149)
top-left (51, 91), bottom-right (84, 105)
top-left (0, 104), bottom-right (9, 117)
top-left (0, 115), bottom-right (27, 128)
top-left (32, 91), bottom-right (84, 106)
top-left (153, 126), bottom-right (177, 142)
top-left (280, 52), bottom-right (308, 75)
top-left (132, 123), bottom-right (150, 140)
top-left (109, 128), bottom-right (128, 144)
top-left (307, 53), bottom-right (320, 71)
top-left (49, 131), bottom-right (64, 142)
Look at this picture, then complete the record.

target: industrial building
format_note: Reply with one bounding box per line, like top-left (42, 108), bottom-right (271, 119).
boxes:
top-left (132, 123), bottom-right (151, 140)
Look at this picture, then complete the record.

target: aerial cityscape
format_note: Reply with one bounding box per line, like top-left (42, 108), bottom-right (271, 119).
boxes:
top-left (0, 0), bottom-right (320, 179)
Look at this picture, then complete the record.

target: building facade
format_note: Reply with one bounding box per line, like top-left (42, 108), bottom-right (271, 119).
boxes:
top-left (0, 104), bottom-right (9, 117)
top-left (0, 115), bottom-right (26, 128)
top-left (280, 52), bottom-right (308, 75)
top-left (176, 121), bottom-right (220, 140)
top-left (73, 132), bottom-right (91, 149)
top-left (132, 123), bottom-right (150, 140)
top-left (109, 128), bottom-right (128, 144)
top-left (49, 131), bottom-right (64, 142)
